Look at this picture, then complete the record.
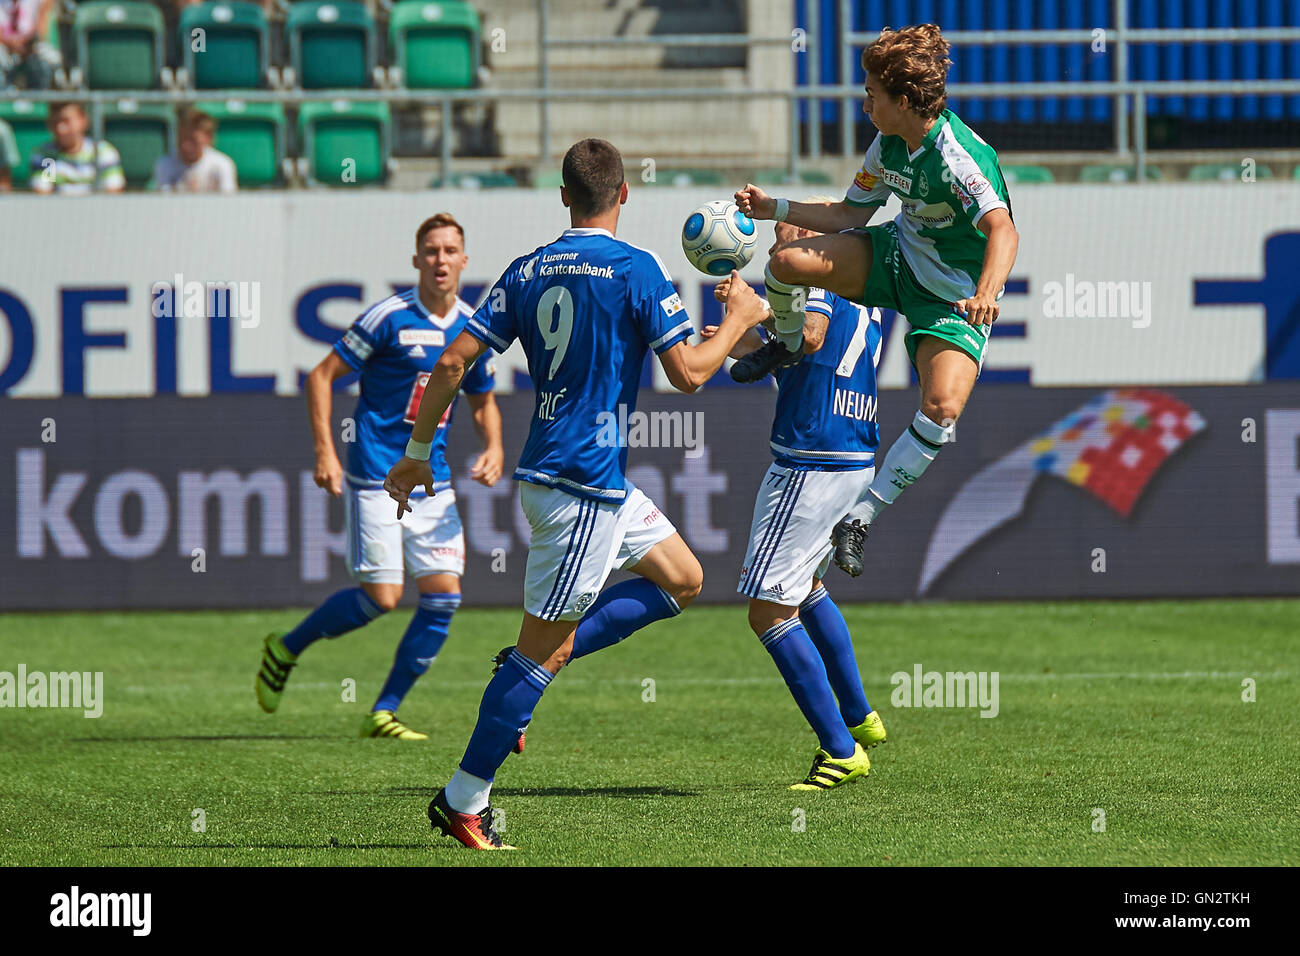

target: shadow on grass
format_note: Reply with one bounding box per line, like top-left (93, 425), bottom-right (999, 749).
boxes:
top-left (69, 735), bottom-right (338, 743)
top-left (100, 843), bottom-right (430, 851)
top-left (305, 785), bottom-right (700, 798)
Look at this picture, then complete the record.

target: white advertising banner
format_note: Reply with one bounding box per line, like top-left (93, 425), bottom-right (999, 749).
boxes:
top-left (0, 183), bottom-right (1296, 397)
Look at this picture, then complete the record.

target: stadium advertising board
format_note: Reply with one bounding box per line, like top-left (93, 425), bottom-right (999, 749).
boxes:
top-left (2, 385), bottom-right (1297, 609)
top-left (0, 186), bottom-right (1297, 400)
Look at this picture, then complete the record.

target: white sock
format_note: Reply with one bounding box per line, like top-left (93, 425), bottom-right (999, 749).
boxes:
top-left (445, 768), bottom-right (492, 815)
top-left (763, 264), bottom-right (805, 353)
top-left (851, 411), bottom-right (955, 520)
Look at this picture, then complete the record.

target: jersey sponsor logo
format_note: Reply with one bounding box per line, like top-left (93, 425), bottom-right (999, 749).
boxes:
top-left (951, 180), bottom-right (975, 211)
top-left (342, 329), bottom-right (374, 360)
top-left (403, 372), bottom-right (455, 427)
top-left (965, 174), bottom-right (989, 197)
top-left (539, 259), bottom-right (616, 279)
top-left (521, 256), bottom-right (539, 281)
top-left (408, 345), bottom-right (426, 358)
top-left (399, 329), bottom-right (446, 347)
top-left (880, 169), bottom-right (913, 192)
top-left (917, 171), bottom-right (929, 197)
top-left (853, 166), bottom-right (879, 191)
top-left (660, 292), bottom-right (684, 317)
top-left (902, 201), bottom-right (957, 229)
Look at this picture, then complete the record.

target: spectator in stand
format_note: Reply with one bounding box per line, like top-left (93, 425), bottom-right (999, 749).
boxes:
top-left (154, 107), bottom-right (237, 193)
top-left (30, 101), bottom-right (125, 195)
top-left (0, 0), bottom-right (60, 90)
top-left (0, 116), bottom-right (20, 191)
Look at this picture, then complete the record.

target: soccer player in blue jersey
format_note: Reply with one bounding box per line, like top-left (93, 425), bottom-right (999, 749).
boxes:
top-left (706, 211), bottom-right (887, 790)
top-left (256, 213), bottom-right (505, 741)
top-left (384, 138), bottom-right (768, 849)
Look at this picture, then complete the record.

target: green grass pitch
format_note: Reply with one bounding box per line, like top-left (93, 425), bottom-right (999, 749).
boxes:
top-left (2, 600), bottom-right (1297, 866)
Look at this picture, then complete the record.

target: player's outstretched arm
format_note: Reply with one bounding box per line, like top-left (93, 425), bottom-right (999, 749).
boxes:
top-left (658, 271), bottom-right (768, 393)
top-left (954, 208), bottom-right (1019, 328)
top-left (734, 183), bottom-right (877, 234)
top-left (385, 330), bottom-right (488, 516)
top-left (305, 350), bottom-right (354, 497)
top-left (466, 391), bottom-right (504, 487)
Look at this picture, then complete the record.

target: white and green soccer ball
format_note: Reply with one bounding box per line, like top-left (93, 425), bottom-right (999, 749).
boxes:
top-left (680, 200), bottom-right (758, 276)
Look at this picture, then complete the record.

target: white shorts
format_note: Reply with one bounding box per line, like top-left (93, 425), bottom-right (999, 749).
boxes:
top-left (738, 464), bottom-right (874, 607)
top-left (345, 485), bottom-right (465, 584)
top-left (520, 481), bottom-right (677, 622)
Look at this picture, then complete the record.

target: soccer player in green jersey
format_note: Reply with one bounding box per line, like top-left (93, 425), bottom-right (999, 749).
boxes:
top-left (733, 23), bottom-right (1019, 575)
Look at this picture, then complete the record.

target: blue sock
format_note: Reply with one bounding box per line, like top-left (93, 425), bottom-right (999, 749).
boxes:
top-left (569, 579), bottom-right (681, 662)
top-left (799, 586), bottom-right (872, 727)
top-left (282, 587), bottom-right (385, 655)
top-left (760, 617), bottom-right (856, 760)
top-left (459, 649), bottom-right (552, 782)
top-left (372, 592), bottom-right (460, 713)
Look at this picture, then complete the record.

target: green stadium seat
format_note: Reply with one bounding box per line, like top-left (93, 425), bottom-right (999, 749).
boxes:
top-left (430, 170), bottom-right (517, 189)
top-left (1079, 164), bottom-right (1163, 183)
top-left (197, 99), bottom-right (285, 187)
top-left (754, 168), bottom-right (834, 186)
top-left (1187, 162), bottom-right (1273, 182)
top-left (74, 1), bottom-right (166, 90)
top-left (651, 168), bottom-right (726, 187)
top-left (287, 2), bottom-right (377, 89)
top-left (1001, 164), bottom-right (1054, 184)
top-left (534, 169), bottom-right (564, 188)
top-left (1294, 164), bottom-right (1300, 180)
top-left (102, 100), bottom-right (175, 188)
top-left (0, 100), bottom-right (49, 187)
top-left (180, 2), bottom-right (270, 90)
top-left (298, 100), bottom-right (390, 186)
top-left (389, 1), bottom-right (480, 89)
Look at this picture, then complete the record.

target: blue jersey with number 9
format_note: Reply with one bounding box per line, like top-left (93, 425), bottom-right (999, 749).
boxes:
top-left (466, 227), bottom-right (693, 502)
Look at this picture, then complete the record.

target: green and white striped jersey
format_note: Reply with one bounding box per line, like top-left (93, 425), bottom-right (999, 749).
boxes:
top-left (845, 109), bottom-right (1011, 303)
top-left (28, 138), bottom-right (125, 195)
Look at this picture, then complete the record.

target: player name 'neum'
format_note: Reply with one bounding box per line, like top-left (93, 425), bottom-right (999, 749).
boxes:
top-left (833, 388), bottom-right (877, 421)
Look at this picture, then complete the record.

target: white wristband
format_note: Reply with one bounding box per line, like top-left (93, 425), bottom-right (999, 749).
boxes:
top-left (773, 198), bottom-right (790, 222)
top-left (404, 438), bottom-right (432, 462)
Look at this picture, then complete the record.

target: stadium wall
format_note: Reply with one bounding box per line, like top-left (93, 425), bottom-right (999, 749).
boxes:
top-left (2, 385), bottom-right (1298, 609)
top-left (2, 188), bottom-right (1298, 609)
top-left (1, 186), bottom-right (1298, 398)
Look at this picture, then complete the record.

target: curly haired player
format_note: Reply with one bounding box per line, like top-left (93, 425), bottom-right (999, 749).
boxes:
top-left (733, 23), bottom-right (1019, 576)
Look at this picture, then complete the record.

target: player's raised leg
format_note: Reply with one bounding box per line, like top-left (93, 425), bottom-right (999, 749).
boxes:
top-left (731, 228), bottom-right (874, 383)
top-left (833, 334), bottom-right (976, 575)
top-left (568, 494), bottom-right (701, 662)
top-left (256, 579), bottom-right (389, 714)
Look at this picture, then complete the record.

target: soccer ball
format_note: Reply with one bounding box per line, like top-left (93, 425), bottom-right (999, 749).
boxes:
top-left (680, 200), bottom-right (758, 276)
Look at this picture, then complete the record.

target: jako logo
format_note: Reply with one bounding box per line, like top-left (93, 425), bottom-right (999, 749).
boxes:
top-left (890, 664), bottom-right (1000, 718)
top-left (50, 886), bottom-right (151, 936)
